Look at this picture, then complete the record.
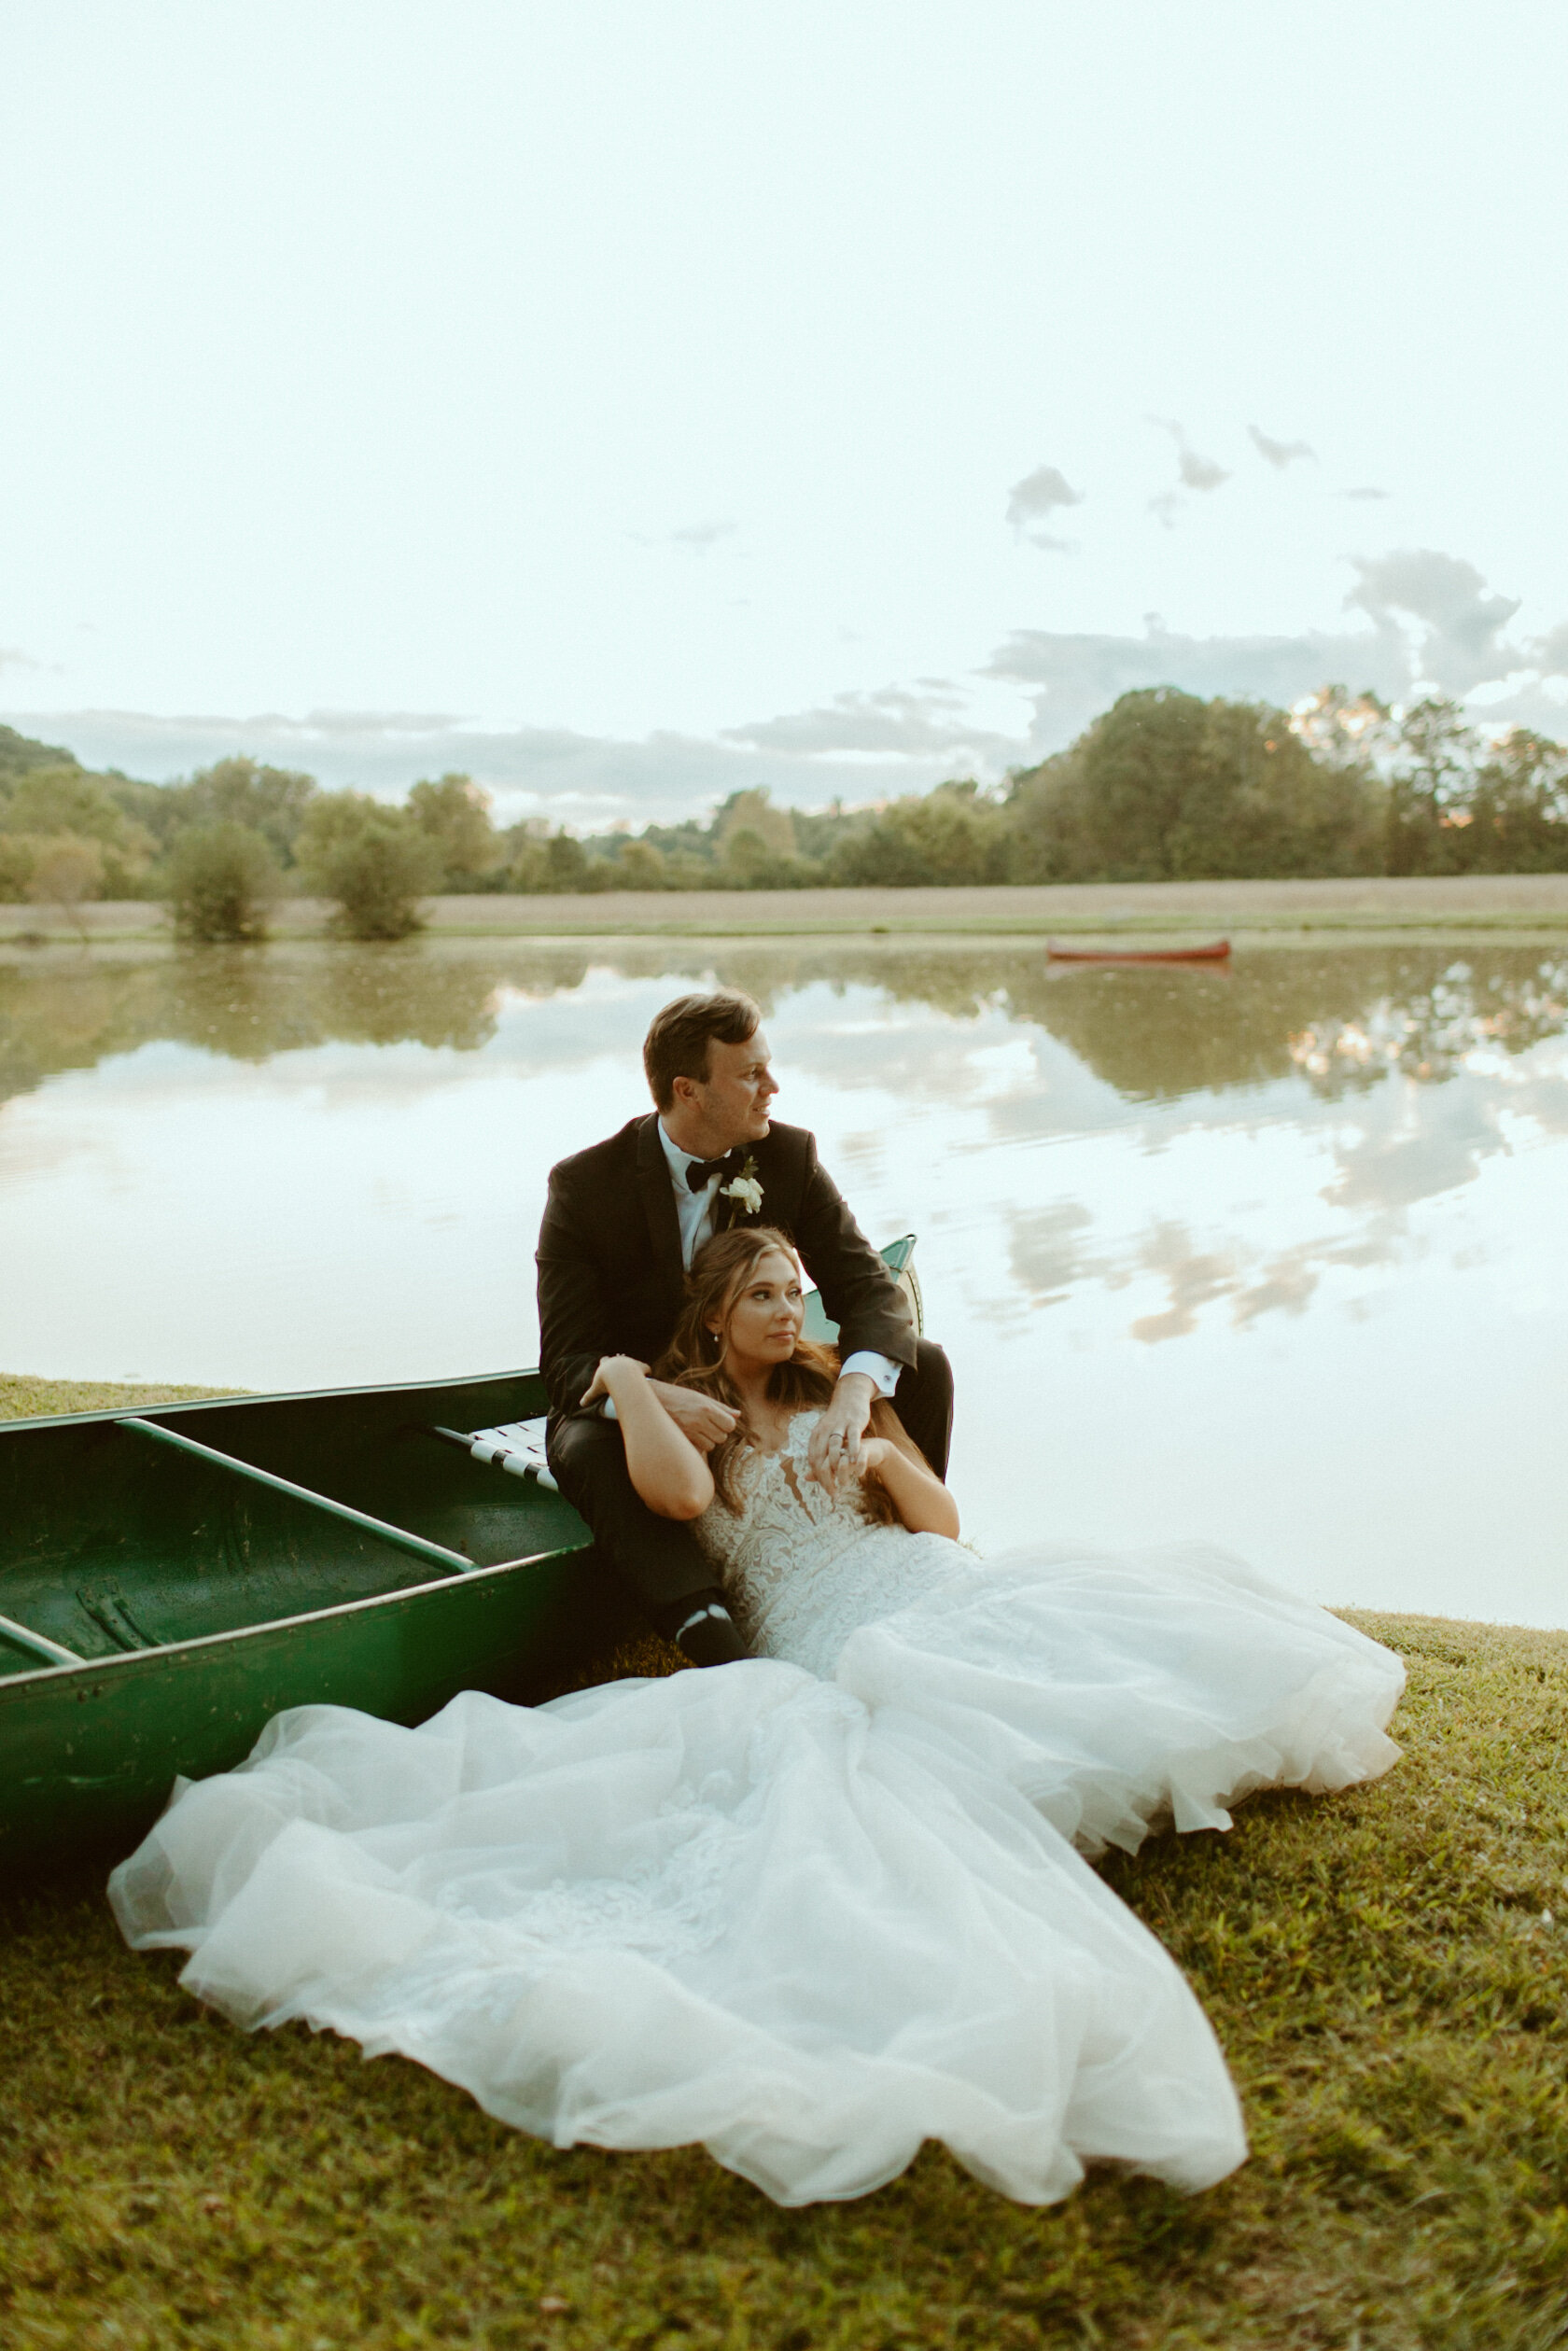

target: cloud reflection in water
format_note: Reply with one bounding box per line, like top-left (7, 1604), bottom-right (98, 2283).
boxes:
top-left (2, 937), bottom-right (1565, 1624)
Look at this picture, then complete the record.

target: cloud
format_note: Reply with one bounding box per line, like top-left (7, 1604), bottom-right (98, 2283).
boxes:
top-left (632, 520), bottom-right (737, 551)
top-left (0, 647), bottom-right (49, 676)
top-left (987, 612), bottom-right (1410, 750)
top-left (988, 548), bottom-right (1568, 752)
top-left (1531, 623), bottom-right (1568, 678)
top-left (1149, 417), bottom-right (1230, 495)
top-left (721, 683), bottom-right (1016, 763)
top-left (1343, 486), bottom-right (1392, 501)
top-left (1248, 425), bottom-right (1316, 469)
top-left (1346, 548), bottom-right (1524, 693)
top-left (1006, 465), bottom-right (1083, 550)
top-left (1145, 419), bottom-right (1230, 526)
top-left (0, 700), bottom-right (1012, 830)
top-left (14, 552), bottom-right (1564, 826)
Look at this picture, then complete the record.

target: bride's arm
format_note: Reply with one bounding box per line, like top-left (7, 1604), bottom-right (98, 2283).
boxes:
top-left (581, 1357), bottom-right (716, 1520)
top-left (859, 1434), bottom-right (960, 1538)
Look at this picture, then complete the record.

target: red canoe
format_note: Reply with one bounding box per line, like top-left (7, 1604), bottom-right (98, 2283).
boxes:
top-left (1045, 938), bottom-right (1231, 964)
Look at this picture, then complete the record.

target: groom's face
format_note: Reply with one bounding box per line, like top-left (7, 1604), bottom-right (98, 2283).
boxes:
top-left (693, 1029), bottom-right (777, 1149)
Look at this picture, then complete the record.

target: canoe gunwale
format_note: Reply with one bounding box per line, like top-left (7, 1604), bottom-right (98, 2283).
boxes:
top-left (117, 1413), bottom-right (485, 1575)
top-left (0, 1363), bottom-right (546, 1439)
top-left (0, 1542), bottom-right (580, 1693)
top-left (1044, 937), bottom-right (1232, 964)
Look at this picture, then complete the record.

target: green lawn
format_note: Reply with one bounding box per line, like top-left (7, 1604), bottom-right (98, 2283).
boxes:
top-left (3, 1379), bottom-right (1565, 2350)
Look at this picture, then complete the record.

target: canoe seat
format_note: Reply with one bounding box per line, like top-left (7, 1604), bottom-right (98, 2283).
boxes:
top-left (432, 1420), bottom-right (556, 1490)
top-left (428, 1240), bottom-right (919, 1495)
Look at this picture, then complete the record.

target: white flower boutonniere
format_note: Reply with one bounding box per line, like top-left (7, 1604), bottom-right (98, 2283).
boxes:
top-left (720, 1155), bottom-right (764, 1217)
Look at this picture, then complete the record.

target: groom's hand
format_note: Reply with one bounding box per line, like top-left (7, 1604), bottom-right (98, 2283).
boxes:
top-left (806, 1373), bottom-right (876, 1493)
top-left (646, 1378), bottom-right (739, 1453)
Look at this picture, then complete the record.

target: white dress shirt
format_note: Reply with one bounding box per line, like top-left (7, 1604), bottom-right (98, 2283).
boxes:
top-left (657, 1119), bottom-right (901, 1396)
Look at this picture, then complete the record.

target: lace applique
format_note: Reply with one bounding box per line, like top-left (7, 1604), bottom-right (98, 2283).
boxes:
top-left (692, 1410), bottom-right (973, 1679)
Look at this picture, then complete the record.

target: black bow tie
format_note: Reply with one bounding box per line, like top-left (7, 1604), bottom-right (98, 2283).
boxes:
top-left (686, 1150), bottom-right (740, 1192)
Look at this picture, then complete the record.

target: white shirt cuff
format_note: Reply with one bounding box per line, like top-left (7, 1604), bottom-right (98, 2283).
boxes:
top-left (840, 1350), bottom-right (902, 1398)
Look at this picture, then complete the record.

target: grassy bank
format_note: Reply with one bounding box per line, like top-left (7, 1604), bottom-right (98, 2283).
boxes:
top-left (4, 873), bottom-right (1568, 947)
top-left (3, 1379), bottom-right (1566, 2350)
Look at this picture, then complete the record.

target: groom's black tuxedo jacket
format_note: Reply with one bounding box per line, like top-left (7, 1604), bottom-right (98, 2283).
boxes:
top-left (537, 1113), bottom-right (917, 1421)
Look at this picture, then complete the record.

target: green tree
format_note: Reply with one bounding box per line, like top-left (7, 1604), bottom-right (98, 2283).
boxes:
top-left (296, 795), bottom-right (439, 939)
top-left (0, 764), bottom-right (156, 895)
top-left (1463, 728), bottom-right (1568, 873)
top-left (151, 758), bottom-right (318, 870)
top-left (163, 824), bottom-right (282, 943)
top-left (505, 827), bottom-right (617, 894)
top-left (831, 781), bottom-right (1009, 887)
top-left (708, 791), bottom-right (824, 887)
top-left (1383, 698), bottom-right (1478, 875)
top-left (613, 838), bottom-right (667, 889)
top-left (0, 723), bottom-right (79, 785)
top-left (715, 789), bottom-right (797, 861)
top-left (25, 836), bottom-right (105, 941)
top-left (408, 774), bottom-right (505, 890)
top-left (541, 831), bottom-right (591, 892)
top-left (1006, 688), bottom-right (1384, 882)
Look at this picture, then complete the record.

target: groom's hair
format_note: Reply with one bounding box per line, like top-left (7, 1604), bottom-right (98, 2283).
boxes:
top-left (643, 991), bottom-right (762, 1110)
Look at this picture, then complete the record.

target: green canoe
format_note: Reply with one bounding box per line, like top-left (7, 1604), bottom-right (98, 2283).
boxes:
top-left (0, 1237), bottom-right (919, 1872)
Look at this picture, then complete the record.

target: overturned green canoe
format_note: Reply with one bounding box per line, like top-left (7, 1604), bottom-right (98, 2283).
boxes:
top-left (0, 1238), bottom-right (919, 1872)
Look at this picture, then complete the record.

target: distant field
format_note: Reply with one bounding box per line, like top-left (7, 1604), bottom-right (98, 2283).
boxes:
top-left (4, 872), bottom-right (1568, 947)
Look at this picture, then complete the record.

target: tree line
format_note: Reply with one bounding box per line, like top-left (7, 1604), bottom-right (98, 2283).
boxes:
top-left (3, 684), bottom-right (1565, 941)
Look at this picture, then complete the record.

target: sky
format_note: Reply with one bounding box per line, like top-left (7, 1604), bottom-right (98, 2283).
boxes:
top-left (3, 0), bottom-right (1566, 831)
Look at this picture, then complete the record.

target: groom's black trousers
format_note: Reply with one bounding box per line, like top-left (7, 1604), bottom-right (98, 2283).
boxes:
top-left (546, 1339), bottom-right (955, 1650)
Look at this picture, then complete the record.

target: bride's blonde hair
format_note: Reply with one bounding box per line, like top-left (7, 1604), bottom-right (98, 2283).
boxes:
top-left (655, 1225), bottom-right (912, 1520)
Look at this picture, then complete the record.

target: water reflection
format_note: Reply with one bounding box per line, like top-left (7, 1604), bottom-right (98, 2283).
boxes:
top-left (2, 937), bottom-right (1565, 1627)
top-left (0, 945), bottom-right (519, 1100)
top-left (5, 938), bottom-right (1565, 1106)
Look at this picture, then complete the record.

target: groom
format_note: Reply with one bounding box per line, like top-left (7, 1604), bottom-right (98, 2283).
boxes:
top-left (538, 989), bottom-right (954, 1666)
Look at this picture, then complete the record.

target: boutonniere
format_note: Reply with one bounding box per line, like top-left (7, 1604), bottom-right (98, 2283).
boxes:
top-left (720, 1155), bottom-right (764, 1216)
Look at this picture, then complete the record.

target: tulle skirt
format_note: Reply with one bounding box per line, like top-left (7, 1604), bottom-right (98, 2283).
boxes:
top-left (110, 1540), bottom-right (1403, 2206)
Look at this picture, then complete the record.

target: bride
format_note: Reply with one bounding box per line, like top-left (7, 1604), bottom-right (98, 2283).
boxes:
top-left (111, 1227), bottom-right (1404, 2208)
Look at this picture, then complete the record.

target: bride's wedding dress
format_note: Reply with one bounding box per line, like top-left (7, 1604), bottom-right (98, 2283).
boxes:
top-left (110, 1411), bottom-right (1403, 2207)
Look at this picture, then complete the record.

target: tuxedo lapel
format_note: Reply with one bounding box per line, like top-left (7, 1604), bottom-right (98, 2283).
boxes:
top-left (635, 1114), bottom-right (685, 1298)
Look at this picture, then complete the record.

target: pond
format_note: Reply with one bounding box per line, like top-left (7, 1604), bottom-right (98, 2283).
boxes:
top-left (3, 934), bottom-right (1565, 1629)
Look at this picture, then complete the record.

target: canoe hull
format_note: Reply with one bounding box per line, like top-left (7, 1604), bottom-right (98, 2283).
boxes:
top-left (1045, 938), bottom-right (1232, 964)
top-left (0, 1545), bottom-right (627, 1873)
top-left (0, 1367), bottom-right (630, 1872)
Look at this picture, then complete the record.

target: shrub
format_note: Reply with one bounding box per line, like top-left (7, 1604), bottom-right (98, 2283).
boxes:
top-left (297, 796), bottom-right (440, 939)
top-left (163, 823), bottom-right (281, 942)
top-left (0, 765), bottom-right (155, 896)
top-left (504, 828), bottom-right (614, 894)
top-left (24, 834), bottom-right (105, 939)
top-left (614, 838), bottom-right (667, 889)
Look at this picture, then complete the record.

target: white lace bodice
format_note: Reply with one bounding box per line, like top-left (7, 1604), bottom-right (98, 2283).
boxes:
top-left (692, 1409), bottom-right (974, 1678)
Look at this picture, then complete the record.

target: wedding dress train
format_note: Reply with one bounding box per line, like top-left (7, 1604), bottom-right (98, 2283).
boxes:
top-left (110, 1412), bottom-right (1403, 2206)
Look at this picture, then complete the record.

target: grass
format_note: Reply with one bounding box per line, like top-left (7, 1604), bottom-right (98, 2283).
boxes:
top-left (0, 1375), bottom-right (235, 1421)
top-left (5, 875), bottom-right (1568, 948)
top-left (3, 1381), bottom-right (1566, 2350)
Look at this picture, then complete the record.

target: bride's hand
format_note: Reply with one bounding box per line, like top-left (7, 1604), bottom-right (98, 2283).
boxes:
top-left (580, 1355), bottom-right (650, 1407)
top-left (855, 1436), bottom-right (890, 1478)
